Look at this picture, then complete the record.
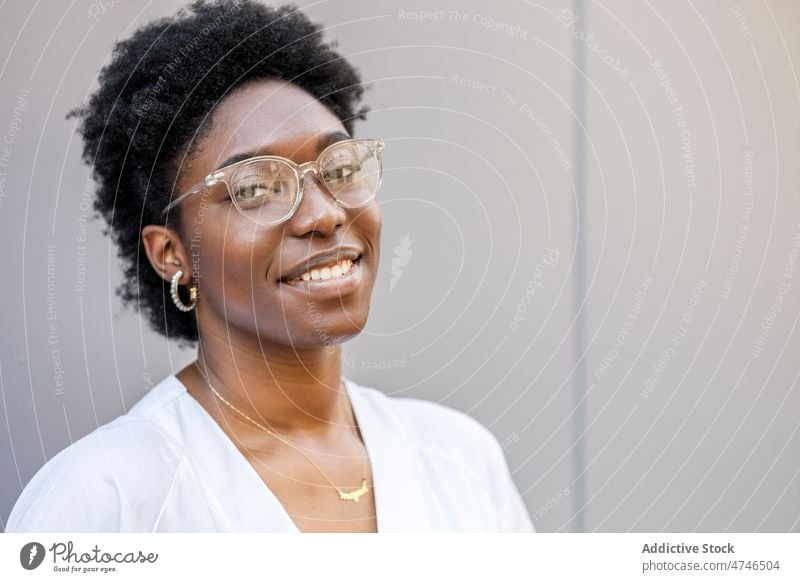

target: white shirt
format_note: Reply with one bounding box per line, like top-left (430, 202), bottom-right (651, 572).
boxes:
top-left (6, 374), bottom-right (534, 533)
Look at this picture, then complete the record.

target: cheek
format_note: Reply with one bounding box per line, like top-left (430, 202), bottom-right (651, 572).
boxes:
top-left (355, 202), bottom-right (382, 242)
top-left (368, 206), bottom-right (382, 259)
top-left (199, 221), bottom-right (278, 289)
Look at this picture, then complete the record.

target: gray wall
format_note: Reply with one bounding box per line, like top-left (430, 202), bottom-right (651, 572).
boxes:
top-left (0, 0), bottom-right (797, 532)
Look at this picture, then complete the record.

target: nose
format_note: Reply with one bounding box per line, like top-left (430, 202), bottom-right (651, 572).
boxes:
top-left (284, 167), bottom-right (347, 237)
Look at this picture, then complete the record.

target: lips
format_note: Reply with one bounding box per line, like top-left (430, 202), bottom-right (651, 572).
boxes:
top-left (280, 256), bottom-right (363, 296)
top-left (278, 247), bottom-right (362, 282)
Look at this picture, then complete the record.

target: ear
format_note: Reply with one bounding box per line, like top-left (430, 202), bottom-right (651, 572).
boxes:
top-left (141, 224), bottom-right (193, 285)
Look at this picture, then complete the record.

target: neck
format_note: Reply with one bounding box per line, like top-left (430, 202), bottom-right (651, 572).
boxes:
top-left (189, 324), bottom-right (349, 438)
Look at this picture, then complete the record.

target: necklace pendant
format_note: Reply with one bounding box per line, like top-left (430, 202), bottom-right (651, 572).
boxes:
top-left (338, 479), bottom-right (369, 502)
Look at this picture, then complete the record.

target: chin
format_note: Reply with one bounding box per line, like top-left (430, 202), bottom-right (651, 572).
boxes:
top-left (305, 305), bottom-right (371, 345)
top-left (249, 302), bottom-right (370, 349)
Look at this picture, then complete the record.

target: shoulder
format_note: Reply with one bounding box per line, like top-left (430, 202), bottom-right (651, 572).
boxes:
top-left (6, 376), bottom-right (185, 532)
top-left (397, 394), bottom-right (499, 455)
top-left (348, 380), bottom-right (503, 478)
top-left (348, 378), bottom-right (535, 532)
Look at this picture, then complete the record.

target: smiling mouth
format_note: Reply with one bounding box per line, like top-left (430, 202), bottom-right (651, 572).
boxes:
top-left (280, 255), bottom-right (363, 288)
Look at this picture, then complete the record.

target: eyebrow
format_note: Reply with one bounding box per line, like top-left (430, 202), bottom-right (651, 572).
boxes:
top-left (212, 130), bottom-right (351, 172)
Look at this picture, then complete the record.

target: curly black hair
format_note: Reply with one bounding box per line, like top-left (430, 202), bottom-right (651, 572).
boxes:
top-left (68, 0), bottom-right (369, 347)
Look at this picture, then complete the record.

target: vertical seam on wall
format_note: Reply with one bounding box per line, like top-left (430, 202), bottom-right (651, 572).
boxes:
top-left (571, 0), bottom-right (588, 533)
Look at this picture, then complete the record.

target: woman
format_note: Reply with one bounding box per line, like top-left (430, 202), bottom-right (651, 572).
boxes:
top-left (6, 0), bottom-right (533, 533)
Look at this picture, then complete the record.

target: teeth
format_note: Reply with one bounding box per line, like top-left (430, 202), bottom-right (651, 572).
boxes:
top-left (290, 258), bottom-right (353, 283)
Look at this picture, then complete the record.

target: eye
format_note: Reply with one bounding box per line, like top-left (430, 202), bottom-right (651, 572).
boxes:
top-left (233, 179), bottom-right (288, 202)
top-left (322, 164), bottom-right (358, 181)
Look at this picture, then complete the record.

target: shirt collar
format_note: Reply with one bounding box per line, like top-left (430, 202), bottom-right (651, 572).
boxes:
top-left (171, 374), bottom-right (432, 532)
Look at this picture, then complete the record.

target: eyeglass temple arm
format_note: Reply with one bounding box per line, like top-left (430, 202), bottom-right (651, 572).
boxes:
top-left (160, 180), bottom-right (208, 217)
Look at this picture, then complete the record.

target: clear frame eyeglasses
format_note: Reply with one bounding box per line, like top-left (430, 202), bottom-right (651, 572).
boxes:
top-left (161, 138), bottom-right (385, 226)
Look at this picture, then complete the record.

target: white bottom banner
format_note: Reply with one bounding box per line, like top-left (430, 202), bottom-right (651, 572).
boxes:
top-left (1, 533), bottom-right (797, 581)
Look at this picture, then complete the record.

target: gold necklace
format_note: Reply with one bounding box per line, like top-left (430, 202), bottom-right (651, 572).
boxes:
top-left (193, 361), bottom-right (370, 502)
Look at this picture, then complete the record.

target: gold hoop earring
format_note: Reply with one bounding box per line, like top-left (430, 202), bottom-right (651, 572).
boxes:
top-left (170, 270), bottom-right (198, 312)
